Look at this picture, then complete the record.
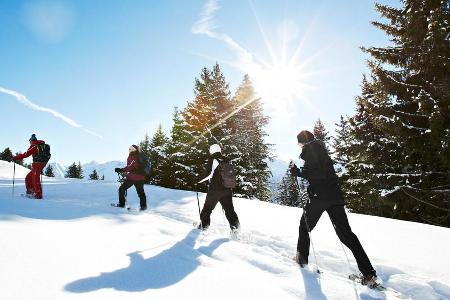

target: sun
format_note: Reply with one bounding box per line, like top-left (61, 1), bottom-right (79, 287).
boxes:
top-left (242, 7), bottom-right (319, 114)
top-left (251, 62), bottom-right (310, 111)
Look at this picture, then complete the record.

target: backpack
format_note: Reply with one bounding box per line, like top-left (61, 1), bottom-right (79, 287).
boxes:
top-left (219, 162), bottom-right (237, 189)
top-left (138, 152), bottom-right (152, 179)
top-left (34, 144), bottom-right (51, 163)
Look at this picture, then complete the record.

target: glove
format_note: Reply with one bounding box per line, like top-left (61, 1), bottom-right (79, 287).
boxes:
top-left (290, 164), bottom-right (301, 177)
top-left (114, 168), bottom-right (123, 173)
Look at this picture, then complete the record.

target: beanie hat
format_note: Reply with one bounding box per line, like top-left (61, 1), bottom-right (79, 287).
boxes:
top-left (129, 145), bottom-right (139, 153)
top-left (297, 130), bottom-right (314, 144)
top-left (209, 144), bottom-right (221, 155)
top-left (29, 134), bottom-right (37, 142)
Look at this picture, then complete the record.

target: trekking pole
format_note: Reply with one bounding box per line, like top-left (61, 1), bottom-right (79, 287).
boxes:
top-left (12, 162), bottom-right (16, 197)
top-left (196, 191), bottom-right (203, 229)
top-left (295, 177), bottom-right (321, 274)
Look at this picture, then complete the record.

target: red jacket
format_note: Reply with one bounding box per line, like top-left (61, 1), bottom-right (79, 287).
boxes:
top-left (123, 153), bottom-right (145, 181)
top-left (14, 140), bottom-right (46, 163)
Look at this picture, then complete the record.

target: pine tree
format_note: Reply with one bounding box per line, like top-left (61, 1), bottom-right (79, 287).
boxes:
top-left (174, 63), bottom-right (235, 192)
top-left (89, 169), bottom-right (99, 180)
top-left (162, 107), bottom-right (192, 189)
top-left (65, 163), bottom-right (78, 178)
top-left (231, 74), bottom-right (273, 201)
top-left (139, 133), bottom-right (151, 158)
top-left (147, 124), bottom-right (169, 186)
top-left (335, 1), bottom-right (450, 226)
top-left (101, 174), bottom-right (105, 180)
top-left (274, 168), bottom-right (307, 207)
top-left (313, 118), bottom-right (330, 152)
top-left (44, 165), bottom-right (55, 177)
top-left (0, 147), bottom-right (13, 162)
top-left (333, 116), bottom-right (351, 171)
top-left (77, 162), bottom-right (84, 179)
top-left (65, 162), bottom-right (84, 179)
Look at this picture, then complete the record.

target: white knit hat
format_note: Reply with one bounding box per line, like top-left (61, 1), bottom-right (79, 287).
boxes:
top-left (209, 144), bottom-right (221, 155)
top-left (129, 145), bottom-right (139, 153)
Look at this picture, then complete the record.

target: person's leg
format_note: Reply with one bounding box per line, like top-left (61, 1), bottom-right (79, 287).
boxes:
top-left (118, 180), bottom-right (134, 207)
top-left (296, 203), bottom-right (324, 264)
top-left (25, 170), bottom-right (33, 194)
top-left (134, 181), bottom-right (147, 209)
top-left (327, 205), bottom-right (376, 277)
top-left (199, 191), bottom-right (220, 229)
top-left (218, 190), bottom-right (240, 229)
top-left (32, 163), bottom-right (45, 199)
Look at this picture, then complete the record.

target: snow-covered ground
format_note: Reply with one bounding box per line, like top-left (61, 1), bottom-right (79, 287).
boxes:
top-left (0, 161), bottom-right (449, 300)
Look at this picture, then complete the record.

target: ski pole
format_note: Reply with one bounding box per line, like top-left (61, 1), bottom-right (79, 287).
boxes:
top-left (294, 176), bottom-right (321, 274)
top-left (12, 162), bottom-right (16, 197)
top-left (196, 191), bottom-right (203, 229)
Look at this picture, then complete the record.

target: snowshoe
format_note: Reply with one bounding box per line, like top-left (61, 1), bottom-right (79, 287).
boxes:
top-left (193, 221), bottom-right (208, 231)
top-left (21, 193), bottom-right (35, 199)
top-left (349, 273), bottom-right (385, 291)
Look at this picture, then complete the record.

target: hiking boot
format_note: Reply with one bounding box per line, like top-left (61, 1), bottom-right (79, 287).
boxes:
top-left (294, 251), bottom-right (308, 267)
top-left (196, 223), bottom-right (208, 231)
top-left (361, 273), bottom-right (379, 288)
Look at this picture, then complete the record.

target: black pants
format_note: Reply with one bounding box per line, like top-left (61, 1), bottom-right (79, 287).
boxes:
top-left (200, 189), bottom-right (240, 229)
top-left (119, 180), bottom-right (147, 209)
top-left (297, 204), bottom-right (375, 277)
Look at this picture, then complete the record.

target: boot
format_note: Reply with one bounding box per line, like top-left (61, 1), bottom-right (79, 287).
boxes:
top-left (361, 273), bottom-right (379, 288)
top-left (294, 251), bottom-right (308, 267)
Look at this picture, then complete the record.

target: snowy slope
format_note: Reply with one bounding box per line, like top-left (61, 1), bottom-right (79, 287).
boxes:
top-left (82, 160), bottom-right (125, 180)
top-left (48, 162), bottom-right (66, 178)
top-left (0, 160), bottom-right (32, 179)
top-left (0, 174), bottom-right (449, 299)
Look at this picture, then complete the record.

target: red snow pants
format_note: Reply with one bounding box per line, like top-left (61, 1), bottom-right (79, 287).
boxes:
top-left (25, 162), bottom-right (46, 199)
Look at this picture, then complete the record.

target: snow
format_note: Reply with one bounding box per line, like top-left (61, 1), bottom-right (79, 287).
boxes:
top-left (0, 160), bottom-right (34, 179)
top-left (0, 162), bottom-right (449, 300)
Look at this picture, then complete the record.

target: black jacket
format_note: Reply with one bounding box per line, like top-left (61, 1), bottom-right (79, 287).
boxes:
top-left (203, 153), bottom-right (230, 192)
top-left (295, 140), bottom-right (344, 205)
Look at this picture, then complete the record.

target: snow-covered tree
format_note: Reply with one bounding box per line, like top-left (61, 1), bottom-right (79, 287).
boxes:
top-left (275, 168), bottom-right (302, 207)
top-left (177, 63), bottom-right (235, 192)
top-left (313, 118), bottom-right (331, 152)
top-left (335, 1), bottom-right (450, 226)
top-left (148, 124), bottom-right (169, 186)
top-left (231, 74), bottom-right (273, 201)
top-left (44, 165), bottom-right (55, 177)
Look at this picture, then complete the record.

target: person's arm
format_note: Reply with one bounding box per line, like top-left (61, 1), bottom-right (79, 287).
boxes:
top-left (199, 159), bottom-right (218, 183)
top-left (122, 159), bottom-right (138, 173)
top-left (13, 145), bottom-right (37, 161)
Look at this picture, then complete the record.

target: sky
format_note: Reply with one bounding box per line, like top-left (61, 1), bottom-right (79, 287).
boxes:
top-left (0, 0), bottom-right (397, 165)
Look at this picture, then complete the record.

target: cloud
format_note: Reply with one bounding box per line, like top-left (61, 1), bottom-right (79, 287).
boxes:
top-left (192, 0), bottom-right (253, 68)
top-left (0, 86), bottom-right (102, 139)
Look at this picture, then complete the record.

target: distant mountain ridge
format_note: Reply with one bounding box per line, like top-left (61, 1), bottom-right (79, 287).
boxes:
top-left (48, 161), bottom-right (125, 181)
top-left (47, 159), bottom-right (289, 186)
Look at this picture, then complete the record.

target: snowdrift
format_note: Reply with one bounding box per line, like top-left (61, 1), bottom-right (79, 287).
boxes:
top-left (0, 176), bottom-right (449, 300)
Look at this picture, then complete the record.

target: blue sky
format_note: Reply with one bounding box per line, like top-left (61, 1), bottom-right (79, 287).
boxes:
top-left (0, 0), bottom-right (396, 165)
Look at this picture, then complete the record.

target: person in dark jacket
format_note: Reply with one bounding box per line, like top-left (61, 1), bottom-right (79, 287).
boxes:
top-left (290, 130), bottom-right (377, 287)
top-left (114, 145), bottom-right (147, 211)
top-left (12, 134), bottom-right (50, 199)
top-left (197, 144), bottom-right (239, 231)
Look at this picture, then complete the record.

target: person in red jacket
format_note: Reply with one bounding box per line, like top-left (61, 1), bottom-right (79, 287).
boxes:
top-left (13, 134), bottom-right (51, 199)
top-left (114, 145), bottom-right (147, 210)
